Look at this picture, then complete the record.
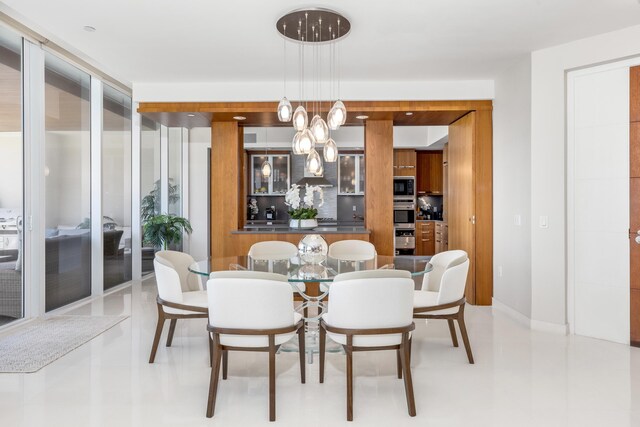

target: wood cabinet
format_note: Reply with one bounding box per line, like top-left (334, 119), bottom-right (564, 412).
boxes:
top-left (416, 221), bottom-right (435, 256)
top-left (338, 154), bottom-right (365, 195)
top-left (435, 222), bottom-right (448, 253)
top-left (393, 149), bottom-right (416, 176)
top-left (416, 151), bottom-right (443, 195)
top-left (443, 144), bottom-right (448, 222)
top-left (249, 154), bottom-right (290, 195)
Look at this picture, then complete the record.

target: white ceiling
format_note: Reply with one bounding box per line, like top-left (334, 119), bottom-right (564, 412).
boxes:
top-left (2, 0), bottom-right (640, 85)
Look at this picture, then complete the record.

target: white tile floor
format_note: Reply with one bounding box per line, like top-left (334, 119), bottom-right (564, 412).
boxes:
top-left (1, 277), bottom-right (640, 426)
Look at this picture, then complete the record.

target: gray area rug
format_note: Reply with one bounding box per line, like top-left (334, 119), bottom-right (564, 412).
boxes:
top-left (0, 315), bottom-right (128, 373)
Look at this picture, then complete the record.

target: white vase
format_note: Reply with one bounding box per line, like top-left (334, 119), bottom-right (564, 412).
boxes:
top-left (289, 219), bottom-right (318, 229)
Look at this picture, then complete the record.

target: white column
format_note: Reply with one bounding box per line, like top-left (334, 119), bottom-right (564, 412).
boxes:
top-left (181, 128), bottom-right (190, 252)
top-left (160, 125), bottom-right (169, 214)
top-left (131, 103), bottom-right (142, 280)
top-left (90, 78), bottom-right (104, 296)
top-left (23, 40), bottom-right (46, 316)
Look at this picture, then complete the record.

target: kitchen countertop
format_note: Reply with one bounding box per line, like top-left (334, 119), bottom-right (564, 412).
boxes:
top-left (415, 219), bottom-right (445, 222)
top-left (233, 226), bottom-right (370, 234)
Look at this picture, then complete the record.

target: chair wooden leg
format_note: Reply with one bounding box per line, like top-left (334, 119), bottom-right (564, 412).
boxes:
top-left (396, 349), bottom-right (402, 379)
top-left (222, 350), bottom-right (228, 380)
top-left (346, 337), bottom-right (354, 421)
top-left (208, 334), bottom-right (213, 368)
top-left (457, 307), bottom-right (475, 364)
top-left (268, 335), bottom-right (277, 422)
top-left (399, 333), bottom-right (417, 417)
top-left (166, 319), bottom-right (177, 347)
top-left (447, 319), bottom-right (459, 347)
top-left (206, 336), bottom-right (222, 418)
top-left (298, 326), bottom-right (306, 384)
top-left (319, 325), bottom-right (326, 384)
top-left (148, 307), bottom-right (165, 364)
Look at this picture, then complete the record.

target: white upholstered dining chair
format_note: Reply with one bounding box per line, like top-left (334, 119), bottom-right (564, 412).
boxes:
top-left (206, 273), bottom-right (305, 421)
top-left (327, 240), bottom-right (376, 261)
top-left (248, 241), bottom-right (304, 293)
top-left (248, 241), bottom-right (298, 260)
top-left (149, 253), bottom-right (208, 364)
top-left (413, 250), bottom-right (474, 364)
top-left (319, 276), bottom-right (416, 421)
top-left (155, 250), bottom-right (203, 291)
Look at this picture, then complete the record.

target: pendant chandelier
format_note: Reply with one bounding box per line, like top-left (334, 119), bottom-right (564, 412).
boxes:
top-left (276, 8), bottom-right (350, 174)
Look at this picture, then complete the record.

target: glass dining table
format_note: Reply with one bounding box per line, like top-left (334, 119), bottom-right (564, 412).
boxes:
top-left (189, 255), bottom-right (432, 362)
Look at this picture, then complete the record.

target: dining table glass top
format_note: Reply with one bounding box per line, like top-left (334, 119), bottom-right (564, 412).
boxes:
top-left (189, 255), bottom-right (432, 283)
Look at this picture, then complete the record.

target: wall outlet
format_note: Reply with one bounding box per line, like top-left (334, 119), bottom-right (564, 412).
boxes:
top-left (539, 215), bottom-right (549, 228)
top-left (498, 266), bottom-right (503, 277)
top-left (353, 205), bottom-right (357, 211)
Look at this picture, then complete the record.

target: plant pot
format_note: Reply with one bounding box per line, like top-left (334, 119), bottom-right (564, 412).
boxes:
top-left (289, 219), bottom-right (318, 229)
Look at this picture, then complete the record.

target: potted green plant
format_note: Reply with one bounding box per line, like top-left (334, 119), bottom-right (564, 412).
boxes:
top-left (143, 214), bottom-right (193, 250)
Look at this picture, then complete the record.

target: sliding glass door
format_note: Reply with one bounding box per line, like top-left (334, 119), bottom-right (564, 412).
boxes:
top-left (44, 53), bottom-right (92, 311)
top-left (102, 85), bottom-right (132, 290)
top-left (0, 27), bottom-right (24, 325)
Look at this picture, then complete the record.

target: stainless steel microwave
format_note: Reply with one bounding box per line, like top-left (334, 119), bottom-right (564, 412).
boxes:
top-left (393, 177), bottom-right (415, 199)
top-left (393, 201), bottom-right (415, 229)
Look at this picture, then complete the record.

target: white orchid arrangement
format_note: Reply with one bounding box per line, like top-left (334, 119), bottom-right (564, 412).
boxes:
top-left (285, 183), bottom-right (324, 219)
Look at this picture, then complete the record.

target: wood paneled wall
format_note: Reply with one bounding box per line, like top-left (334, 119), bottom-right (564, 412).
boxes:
top-left (630, 66), bottom-right (640, 346)
top-left (210, 121), bottom-right (242, 257)
top-left (448, 113), bottom-right (477, 302)
top-left (474, 109), bottom-right (494, 305)
top-left (364, 120), bottom-right (395, 256)
top-left (448, 110), bottom-right (493, 305)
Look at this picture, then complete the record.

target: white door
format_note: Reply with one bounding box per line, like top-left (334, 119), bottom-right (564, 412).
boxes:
top-left (567, 60), bottom-right (635, 344)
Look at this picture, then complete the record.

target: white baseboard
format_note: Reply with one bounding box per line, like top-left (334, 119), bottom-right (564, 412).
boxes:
top-left (491, 298), bottom-right (531, 328)
top-left (492, 298), bottom-right (569, 335)
top-left (530, 319), bottom-right (569, 335)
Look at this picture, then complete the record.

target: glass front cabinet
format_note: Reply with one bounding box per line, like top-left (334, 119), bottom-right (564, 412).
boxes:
top-left (338, 153), bottom-right (365, 195)
top-left (250, 154), bottom-right (290, 195)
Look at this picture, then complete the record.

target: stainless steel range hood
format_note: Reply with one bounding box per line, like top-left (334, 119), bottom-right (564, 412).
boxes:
top-left (296, 176), bottom-right (333, 187)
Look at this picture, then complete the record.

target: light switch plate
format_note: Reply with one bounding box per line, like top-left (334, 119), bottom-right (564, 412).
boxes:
top-left (514, 214), bottom-right (522, 226)
top-left (539, 215), bottom-right (549, 228)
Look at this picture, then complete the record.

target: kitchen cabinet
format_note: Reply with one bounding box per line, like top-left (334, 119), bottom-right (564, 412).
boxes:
top-left (250, 154), bottom-right (290, 195)
top-left (435, 222), bottom-right (448, 253)
top-left (393, 149), bottom-right (416, 176)
top-left (443, 143), bottom-right (448, 222)
top-left (416, 151), bottom-right (443, 195)
top-left (416, 221), bottom-right (435, 256)
top-left (338, 154), bottom-right (365, 195)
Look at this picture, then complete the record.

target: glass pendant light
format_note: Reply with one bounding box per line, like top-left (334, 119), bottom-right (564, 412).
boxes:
top-left (299, 128), bottom-right (316, 154)
top-left (306, 148), bottom-right (322, 175)
top-left (313, 162), bottom-right (324, 176)
top-left (261, 158), bottom-right (272, 177)
top-left (293, 105), bottom-right (308, 131)
top-left (277, 24), bottom-right (292, 122)
top-left (277, 97), bottom-right (292, 122)
top-left (328, 100), bottom-right (347, 129)
top-left (262, 129), bottom-right (272, 177)
top-left (323, 138), bottom-right (338, 162)
top-left (310, 114), bottom-right (329, 143)
top-left (292, 131), bottom-right (303, 154)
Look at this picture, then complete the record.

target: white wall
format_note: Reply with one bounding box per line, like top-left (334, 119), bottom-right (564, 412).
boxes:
top-left (531, 24), bottom-right (640, 329)
top-left (493, 55), bottom-right (532, 318)
top-left (187, 127), bottom-right (210, 261)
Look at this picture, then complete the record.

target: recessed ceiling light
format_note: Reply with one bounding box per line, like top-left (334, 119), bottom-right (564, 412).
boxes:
top-left (83, 26), bottom-right (96, 32)
top-left (233, 116), bottom-right (246, 120)
top-left (405, 112), bottom-right (413, 116)
top-left (187, 113), bottom-right (195, 117)
top-left (356, 115), bottom-right (368, 120)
